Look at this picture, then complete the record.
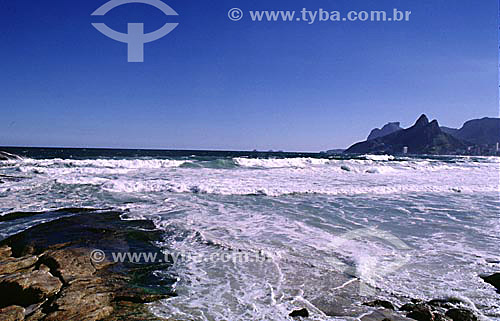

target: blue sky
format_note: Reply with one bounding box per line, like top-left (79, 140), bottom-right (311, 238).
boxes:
top-left (0, 0), bottom-right (498, 151)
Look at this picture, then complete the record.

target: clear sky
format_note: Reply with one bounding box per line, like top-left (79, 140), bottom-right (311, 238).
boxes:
top-left (0, 0), bottom-right (498, 151)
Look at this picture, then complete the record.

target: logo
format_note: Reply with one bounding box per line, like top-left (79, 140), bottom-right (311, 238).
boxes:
top-left (91, 0), bottom-right (179, 62)
top-left (228, 8), bottom-right (243, 21)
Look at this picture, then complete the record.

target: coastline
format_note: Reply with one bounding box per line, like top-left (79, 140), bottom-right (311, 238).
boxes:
top-left (0, 209), bottom-right (492, 321)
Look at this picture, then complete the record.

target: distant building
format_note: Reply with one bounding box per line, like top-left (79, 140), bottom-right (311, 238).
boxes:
top-left (403, 146), bottom-right (408, 154)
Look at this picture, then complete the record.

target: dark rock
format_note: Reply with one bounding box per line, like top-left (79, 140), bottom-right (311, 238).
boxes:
top-left (427, 298), bottom-right (462, 309)
top-left (434, 313), bottom-right (452, 321)
top-left (400, 303), bottom-right (417, 312)
top-left (401, 300), bottom-right (477, 321)
top-left (345, 114), bottom-right (468, 155)
top-left (289, 308), bottom-right (309, 317)
top-left (364, 299), bottom-right (396, 310)
top-left (402, 303), bottom-right (434, 321)
top-left (445, 308), bottom-right (478, 321)
top-left (0, 208), bottom-right (96, 223)
top-left (481, 273), bottom-right (500, 292)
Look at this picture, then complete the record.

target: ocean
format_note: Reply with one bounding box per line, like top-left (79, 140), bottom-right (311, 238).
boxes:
top-left (0, 147), bottom-right (499, 320)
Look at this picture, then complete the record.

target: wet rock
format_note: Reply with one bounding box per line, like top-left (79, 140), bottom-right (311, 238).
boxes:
top-left (289, 308), bottom-right (309, 318)
top-left (445, 308), bottom-right (478, 321)
top-left (400, 299), bottom-right (477, 321)
top-left (427, 298), bottom-right (462, 310)
top-left (0, 269), bottom-right (62, 308)
top-left (0, 210), bottom-right (174, 321)
top-left (24, 301), bottom-right (44, 317)
top-left (434, 313), bottom-right (452, 321)
top-left (106, 300), bottom-right (169, 321)
top-left (44, 277), bottom-right (114, 321)
top-left (0, 305), bottom-right (25, 321)
top-left (0, 255), bottom-right (38, 275)
top-left (364, 299), bottom-right (396, 310)
top-left (313, 293), bottom-right (363, 316)
top-left (25, 309), bottom-right (45, 321)
top-left (37, 264), bottom-right (50, 273)
top-left (481, 273), bottom-right (500, 292)
top-left (0, 245), bottom-right (12, 259)
top-left (114, 288), bottom-right (171, 304)
top-left (361, 308), bottom-right (414, 321)
top-left (400, 303), bottom-right (418, 311)
top-left (401, 303), bottom-right (434, 321)
top-left (40, 248), bottom-right (97, 283)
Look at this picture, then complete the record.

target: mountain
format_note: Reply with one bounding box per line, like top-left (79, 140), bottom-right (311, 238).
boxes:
top-left (322, 149), bottom-right (345, 155)
top-left (345, 114), bottom-right (467, 155)
top-left (367, 122), bottom-right (402, 140)
top-left (441, 118), bottom-right (500, 145)
top-left (440, 126), bottom-right (459, 136)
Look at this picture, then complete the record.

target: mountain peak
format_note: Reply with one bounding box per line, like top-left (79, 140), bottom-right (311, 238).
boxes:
top-left (367, 122), bottom-right (402, 140)
top-left (345, 114), bottom-right (467, 155)
top-left (429, 119), bottom-right (439, 127)
top-left (414, 114), bottom-right (429, 127)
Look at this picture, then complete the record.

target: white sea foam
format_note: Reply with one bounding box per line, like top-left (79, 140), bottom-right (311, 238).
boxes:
top-left (233, 157), bottom-right (333, 168)
top-left (1, 155), bottom-right (499, 320)
top-left (362, 154), bottom-right (395, 161)
top-left (8, 158), bottom-right (189, 169)
top-left (2, 156), bottom-right (497, 199)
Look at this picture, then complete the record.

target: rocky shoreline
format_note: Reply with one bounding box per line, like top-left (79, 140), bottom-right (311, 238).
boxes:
top-left (0, 209), bottom-right (174, 321)
top-left (285, 296), bottom-right (489, 321)
top-left (0, 209), bottom-right (497, 321)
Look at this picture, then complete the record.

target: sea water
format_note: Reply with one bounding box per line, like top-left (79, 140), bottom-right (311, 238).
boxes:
top-left (0, 148), bottom-right (499, 320)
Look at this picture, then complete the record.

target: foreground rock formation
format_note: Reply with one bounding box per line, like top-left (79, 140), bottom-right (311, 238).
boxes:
top-left (0, 209), bottom-right (173, 321)
top-left (361, 298), bottom-right (481, 321)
